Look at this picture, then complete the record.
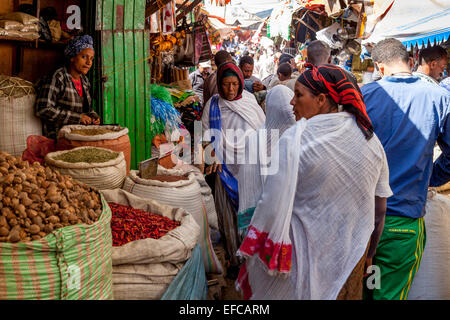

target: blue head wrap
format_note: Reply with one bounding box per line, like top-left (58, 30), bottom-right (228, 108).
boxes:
top-left (64, 35), bottom-right (94, 60)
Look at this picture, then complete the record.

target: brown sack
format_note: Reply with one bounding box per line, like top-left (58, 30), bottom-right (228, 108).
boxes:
top-left (56, 125), bottom-right (132, 174)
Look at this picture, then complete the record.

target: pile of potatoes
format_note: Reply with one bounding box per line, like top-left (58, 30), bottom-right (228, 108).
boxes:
top-left (0, 152), bottom-right (103, 243)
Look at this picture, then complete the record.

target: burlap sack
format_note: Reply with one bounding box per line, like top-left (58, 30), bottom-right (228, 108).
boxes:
top-left (57, 125), bottom-right (132, 174)
top-left (158, 164), bottom-right (219, 230)
top-left (0, 12), bottom-right (39, 25)
top-left (123, 170), bottom-right (223, 274)
top-left (0, 89), bottom-right (41, 157)
top-left (0, 20), bottom-right (24, 30)
top-left (100, 189), bottom-right (200, 300)
top-left (408, 191), bottom-right (450, 300)
top-left (0, 195), bottom-right (113, 300)
top-left (48, 19), bottom-right (61, 42)
top-left (45, 147), bottom-right (126, 190)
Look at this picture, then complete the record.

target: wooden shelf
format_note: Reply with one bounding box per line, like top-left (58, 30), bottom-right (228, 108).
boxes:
top-left (0, 35), bottom-right (36, 42)
top-left (0, 36), bottom-right (69, 50)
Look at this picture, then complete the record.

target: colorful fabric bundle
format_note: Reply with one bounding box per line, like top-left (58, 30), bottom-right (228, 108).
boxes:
top-left (193, 23), bottom-right (213, 63)
top-left (165, 87), bottom-right (203, 127)
top-left (150, 84), bottom-right (182, 138)
top-left (204, 20), bottom-right (221, 45)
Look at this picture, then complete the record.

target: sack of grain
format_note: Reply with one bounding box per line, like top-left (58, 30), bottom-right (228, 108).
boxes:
top-left (57, 125), bottom-right (132, 174)
top-left (47, 19), bottom-right (61, 42)
top-left (0, 195), bottom-right (113, 300)
top-left (45, 147), bottom-right (127, 190)
top-left (0, 20), bottom-right (24, 30)
top-left (408, 191), bottom-right (450, 300)
top-left (158, 164), bottom-right (219, 230)
top-left (101, 189), bottom-right (200, 300)
top-left (123, 170), bottom-right (223, 274)
top-left (0, 12), bottom-right (39, 25)
top-left (20, 23), bottom-right (39, 32)
top-left (0, 75), bottom-right (42, 157)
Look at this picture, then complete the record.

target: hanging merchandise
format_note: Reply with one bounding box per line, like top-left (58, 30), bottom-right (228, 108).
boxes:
top-left (294, 9), bottom-right (322, 43)
top-left (193, 22), bottom-right (213, 63)
top-left (269, 5), bottom-right (294, 41)
top-left (316, 22), bottom-right (344, 49)
top-left (149, 10), bottom-right (161, 34)
top-left (174, 29), bottom-right (196, 66)
top-left (210, 0), bottom-right (231, 6)
top-left (162, 0), bottom-right (176, 34)
top-left (149, 84), bottom-right (182, 143)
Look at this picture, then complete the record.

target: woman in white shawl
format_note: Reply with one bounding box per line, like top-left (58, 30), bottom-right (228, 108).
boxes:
top-left (236, 64), bottom-right (393, 300)
top-left (237, 85), bottom-right (296, 236)
top-left (201, 61), bottom-right (265, 274)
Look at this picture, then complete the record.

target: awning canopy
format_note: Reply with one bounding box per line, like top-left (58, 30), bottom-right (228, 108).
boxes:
top-left (208, 16), bottom-right (234, 37)
top-left (364, 0), bottom-right (450, 49)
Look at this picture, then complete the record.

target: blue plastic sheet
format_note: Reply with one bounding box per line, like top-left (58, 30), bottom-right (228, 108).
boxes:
top-left (160, 245), bottom-right (208, 300)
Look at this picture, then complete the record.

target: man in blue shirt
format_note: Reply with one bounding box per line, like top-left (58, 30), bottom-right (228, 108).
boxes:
top-left (362, 38), bottom-right (449, 300)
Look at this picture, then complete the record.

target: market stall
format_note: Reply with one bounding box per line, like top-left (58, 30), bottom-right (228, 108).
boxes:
top-left (0, 0), bottom-right (223, 301)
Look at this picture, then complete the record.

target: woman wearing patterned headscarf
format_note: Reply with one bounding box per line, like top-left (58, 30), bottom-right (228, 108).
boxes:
top-left (201, 61), bottom-right (265, 277)
top-left (36, 35), bottom-right (100, 139)
top-left (236, 64), bottom-right (392, 300)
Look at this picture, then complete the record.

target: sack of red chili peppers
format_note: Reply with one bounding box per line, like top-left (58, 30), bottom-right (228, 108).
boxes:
top-left (100, 189), bottom-right (200, 300)
top-left (123, 170), bottom-right (223, 275)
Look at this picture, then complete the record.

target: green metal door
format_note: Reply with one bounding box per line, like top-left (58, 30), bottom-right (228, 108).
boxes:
top-left (94, 0), bottom-right (152, 170)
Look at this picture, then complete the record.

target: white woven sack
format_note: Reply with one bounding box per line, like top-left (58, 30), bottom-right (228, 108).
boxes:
top-left (0, 95), bottom-right (41, 157)
top-left (158, 164), bottom-right (219, 230)
top-left (123, 170), bottom-right (223, 274)
top-left (408, 191), bottom-right (450, 300)
top-left (59, 124), bottom-right (129, 142)
top-left (112, 262), bottom-right (184, 300)
top-left (101, 189), bottom-right (200, 300)
top-left (45, 147), bottom-right (126, 190)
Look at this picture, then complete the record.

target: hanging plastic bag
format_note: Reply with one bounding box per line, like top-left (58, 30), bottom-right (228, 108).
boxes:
top-left (160, 245), bottom-right (208, 300)
top-left (174, 30), bottom-right (196, 66)
top-left (22, 135), bottom-right (56, 165)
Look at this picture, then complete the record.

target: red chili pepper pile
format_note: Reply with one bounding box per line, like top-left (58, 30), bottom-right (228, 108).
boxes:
top-left (109, 202), bottom-right (181, 247)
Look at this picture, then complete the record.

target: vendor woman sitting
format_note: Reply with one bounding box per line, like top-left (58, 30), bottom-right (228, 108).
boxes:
top-left (36, 35), bottom-right (100, 140)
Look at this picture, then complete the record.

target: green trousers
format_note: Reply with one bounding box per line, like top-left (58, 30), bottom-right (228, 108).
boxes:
top-left (364, 215), bottom-right (426, 300)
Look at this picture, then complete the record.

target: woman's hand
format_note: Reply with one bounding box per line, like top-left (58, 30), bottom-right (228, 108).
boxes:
top-left (253, 81), bottom-right (265, 92)
top-left (205, 163), bottom-right (222, 175)
top-left (92, 117), bottom-right (101, 125)
top-left (80, 114), bottom-right (93, 125)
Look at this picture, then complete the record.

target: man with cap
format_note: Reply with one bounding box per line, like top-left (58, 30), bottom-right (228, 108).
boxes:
top-left (36, 34), bottom-right (100, 140)
top-left (189, 60), bottom-right (212, 105)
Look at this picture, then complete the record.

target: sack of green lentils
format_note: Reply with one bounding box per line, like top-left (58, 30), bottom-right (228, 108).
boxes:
top-left (45, 147), bottom-right (127, 190)
top-left (0, 195), bottom-right (113, 300)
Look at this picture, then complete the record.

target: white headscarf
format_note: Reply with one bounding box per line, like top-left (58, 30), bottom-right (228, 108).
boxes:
top-left (237, 85), bottom-right (296, 234)
top-left (201, 90), bottom-right (265, 178)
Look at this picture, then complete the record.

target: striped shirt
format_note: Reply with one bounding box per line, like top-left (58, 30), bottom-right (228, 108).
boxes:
top-left (35, 66), bottom-right (98, 139)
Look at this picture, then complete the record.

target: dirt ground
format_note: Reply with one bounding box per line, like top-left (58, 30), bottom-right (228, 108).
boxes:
top-left (207, 244), bottom-right (243, 300)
